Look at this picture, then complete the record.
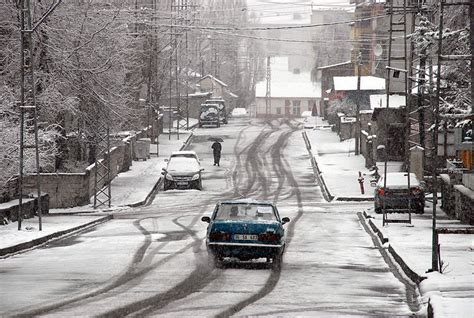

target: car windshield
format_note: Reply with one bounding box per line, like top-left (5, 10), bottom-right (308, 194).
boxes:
top-left (215, 204), bottom-right (277, 221)
top-left (201, 105), bottom-right (218, 111)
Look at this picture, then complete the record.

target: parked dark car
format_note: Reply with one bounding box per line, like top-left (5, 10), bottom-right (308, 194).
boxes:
top-left (162, 157), bottom-right (204, 191)
top-left (198, 103), bottom-right (221, 128)
top-left (205, 98), bottom-right (228, 124)
top-left (201, 199), bottom-right (290, 268)
top-left (374, 172), bottom-right (425, 214)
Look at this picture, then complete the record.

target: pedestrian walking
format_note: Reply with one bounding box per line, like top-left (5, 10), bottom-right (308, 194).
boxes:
top-left (211, 141), bottom-right (222, 166)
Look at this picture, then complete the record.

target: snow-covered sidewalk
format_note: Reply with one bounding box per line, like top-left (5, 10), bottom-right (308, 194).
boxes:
top-left (302, 116), bottom-right (473, 317)
top-left (365, 203), bottom-right (474, 318)
top-left (303, 116), bottom-right (374, 200)
top-left (1, 131), bottom-right (193, 256)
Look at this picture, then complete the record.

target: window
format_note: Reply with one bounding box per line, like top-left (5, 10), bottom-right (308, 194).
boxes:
top-left (215, 204), bottom-right (277, 221)
top-left (292, 100), bottom-right (301, 116)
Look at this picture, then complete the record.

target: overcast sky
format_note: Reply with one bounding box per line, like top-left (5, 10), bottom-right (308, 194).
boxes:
top-left (246, 0), bottom-right (352, 25)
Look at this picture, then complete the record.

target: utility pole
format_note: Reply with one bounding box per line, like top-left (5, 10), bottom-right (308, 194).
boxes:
top-left (265, 56), bottom-right (271, 117)
top-left (17, 0), bottom-right (63, 230)
top-left (355, 52), bottom-right (362, 156)
top-left (169, 0), bottom-right (177, 140)
top-left (431, 0), bottom-right (472, 272)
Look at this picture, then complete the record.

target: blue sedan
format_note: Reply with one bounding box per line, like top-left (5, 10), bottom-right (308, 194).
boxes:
top-left (201, 199), bottom-right (290, 268)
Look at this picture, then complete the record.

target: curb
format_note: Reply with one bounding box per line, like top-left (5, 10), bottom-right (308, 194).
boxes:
top-left (180, 131), bottom-right (194, 150)
top-left (302, 131), bottom-right (374, 203)
top-left (360, 211), bottom-right (426, 285)
top-left (0, 215), bottom-right (113, 257)
top-left (335, 196), bottom-right (374, 202)
top-left (302, 131), bottom-right (334, 202)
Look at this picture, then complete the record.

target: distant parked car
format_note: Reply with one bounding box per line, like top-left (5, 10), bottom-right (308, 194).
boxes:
top-left (201, 199), bottom-right (290, 268)
top-left (162, 157), bottom-right (204, 191)
top-left (231, 108), bottom-right (248, 118)
top-left (301, 110), bottom-right (312, 118)
top-left (374, 172), bottom-right (425, 214)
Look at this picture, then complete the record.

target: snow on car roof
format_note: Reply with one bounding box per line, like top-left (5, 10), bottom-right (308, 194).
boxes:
top-left (379, 172), bottom-right (421, 188)
top-left (167, 157), bottom-right (200, 170)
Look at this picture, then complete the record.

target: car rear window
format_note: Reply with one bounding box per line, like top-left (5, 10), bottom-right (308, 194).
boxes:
top-left (215, 204), bottom-right (277, 221)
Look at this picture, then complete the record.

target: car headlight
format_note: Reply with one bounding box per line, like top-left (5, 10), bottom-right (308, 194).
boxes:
top-left (191, 173), bottom-right (200, 180)
top-left (165, 174), bottom-right (174, 181)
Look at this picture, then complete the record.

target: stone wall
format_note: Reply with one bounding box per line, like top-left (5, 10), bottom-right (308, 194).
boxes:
top-left (22, 128), bottom-right (151, 209)
top-left (339, 120), bottom-right (356, 141)
top-left (440, 174), bottom-right (456, 216)
top-left (440, 173), bottom-right (474, 225)
top-left (0, 194), bottom-right (49, 223)
top-left (24, 173), bottom-right (89, 208)
top-left (0, 177), bottom-right (18, 204)
top-left (454, 185), bottom-right (474, 225)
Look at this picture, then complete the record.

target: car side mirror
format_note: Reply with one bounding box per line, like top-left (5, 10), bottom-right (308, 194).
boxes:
top-left (161, 167), bottom-right (167, 172)
top-left (200, 168), bottom-right (205, 172)
top-left (201, 216), bottom-right (211, 223)
top-left (282, 217), bottom-right (290, 225)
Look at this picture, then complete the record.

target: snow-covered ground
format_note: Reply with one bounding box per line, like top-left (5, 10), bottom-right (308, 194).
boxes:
top-left (1, 132), bottom-right (192, 253)
top-left (368, 202), bottom-right (473, 317)
top-left (304, 116), bottom-right (474, 317)
top-left (1, 117), bottom-right (471, 317)
top-left (303, 116), bottom-right (374, 199)
top-left (0, 214), bottom-right (108, 250)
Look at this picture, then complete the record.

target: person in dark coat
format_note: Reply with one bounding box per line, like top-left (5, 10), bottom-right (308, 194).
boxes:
top-left (211, 141), bottom-right (222, 166)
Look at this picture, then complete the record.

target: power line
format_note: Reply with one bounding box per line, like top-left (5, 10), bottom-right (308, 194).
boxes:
top-left (151, 14), bottom-right (389, 31)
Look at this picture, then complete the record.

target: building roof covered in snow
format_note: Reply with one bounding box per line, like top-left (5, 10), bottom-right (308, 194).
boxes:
top-left (199, 75), bottom-right (228, 87)
top-left (317, 61), bottom-right (352, 70)
top-left (333, 76), bottom-right (385, 91)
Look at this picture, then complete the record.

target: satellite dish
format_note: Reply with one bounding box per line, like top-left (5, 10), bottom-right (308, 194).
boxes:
top-left (374, 44), bottom-right (383, 57)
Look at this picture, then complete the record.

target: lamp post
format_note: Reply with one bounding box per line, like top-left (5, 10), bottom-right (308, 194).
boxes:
top-left (355, 52), bottom-right (362, 156)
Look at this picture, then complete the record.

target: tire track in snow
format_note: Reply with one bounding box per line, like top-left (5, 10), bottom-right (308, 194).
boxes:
top-left (18, 192), bottom-right (214, 316)
top-left (215, 120), bottom-right (306, 318)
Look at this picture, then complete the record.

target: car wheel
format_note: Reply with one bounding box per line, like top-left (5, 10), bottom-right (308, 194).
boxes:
top-left (208, 253), bottom-right (221, 268)
top-left (195, 178), bottom-right (202, 191)
top-left (415, 206), bottom-right (425, 214)
top-left (272, 253), bottom-right (282, 270)
top-left (374, 207), bottom-right (382, 214)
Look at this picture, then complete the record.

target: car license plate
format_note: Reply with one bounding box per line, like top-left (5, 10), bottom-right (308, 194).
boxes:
top-left (234, 234), bottom-right (258, 241)
top-left (176, 182), bottom-right (188, 186)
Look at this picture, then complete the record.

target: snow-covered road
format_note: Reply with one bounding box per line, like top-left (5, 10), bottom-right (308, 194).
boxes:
top-left (0, 118), bottom-right (419, 317)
